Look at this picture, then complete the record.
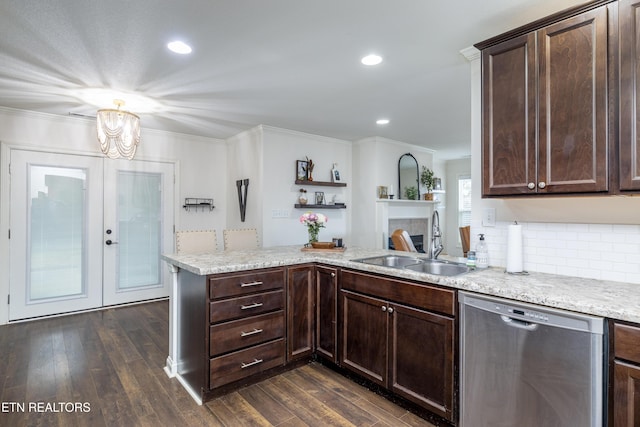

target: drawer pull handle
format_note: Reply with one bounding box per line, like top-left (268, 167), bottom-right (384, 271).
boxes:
top-left (241, 358), bottom-right (264, 369)
top-left (240, 281), bottom-right (263, 288)
top-left (240, 328), bottom-right (263, 337)
top-left (240, 302), bottom-right (263, 310)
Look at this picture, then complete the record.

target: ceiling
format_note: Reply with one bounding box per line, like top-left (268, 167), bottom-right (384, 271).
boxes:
top-left (0, 0), bottom-right (586, 160)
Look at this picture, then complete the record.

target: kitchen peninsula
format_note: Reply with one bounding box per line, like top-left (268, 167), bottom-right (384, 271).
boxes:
top-left (162, 246), bottom-right (640, 424)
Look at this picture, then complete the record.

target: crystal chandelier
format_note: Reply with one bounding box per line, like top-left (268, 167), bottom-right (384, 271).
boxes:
top-left (97, 99), bottom-right (140, 160)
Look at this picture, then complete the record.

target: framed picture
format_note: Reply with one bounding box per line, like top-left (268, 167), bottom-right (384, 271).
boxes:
top-left (331, 165), bottom-right (341, 183)
top-left (377, 186), bottom-right (388, 199)
top-left (296, 160), bottom-right (308, 181)
top-left (433, 177), bottom-right (442, 191)
top-left (315, 191), bottom-right (325, 205)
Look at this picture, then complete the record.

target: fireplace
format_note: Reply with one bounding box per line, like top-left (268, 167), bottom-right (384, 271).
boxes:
top-left (388, 234), bottom-right (425, 253)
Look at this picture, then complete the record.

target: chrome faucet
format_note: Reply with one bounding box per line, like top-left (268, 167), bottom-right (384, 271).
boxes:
top-left (429, 210), bottom-right (444, 259)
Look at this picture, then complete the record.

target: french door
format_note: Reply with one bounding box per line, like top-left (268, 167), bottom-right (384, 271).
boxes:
top-left (9, 149), bottom-right (174, 320)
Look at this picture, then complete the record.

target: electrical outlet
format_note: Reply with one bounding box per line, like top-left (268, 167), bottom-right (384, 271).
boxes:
top-left (482, 208), bottom-right (496, 227)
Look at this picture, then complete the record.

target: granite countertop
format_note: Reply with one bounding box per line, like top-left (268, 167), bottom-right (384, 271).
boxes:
top-left (162, 245), bottom-right (640, 324)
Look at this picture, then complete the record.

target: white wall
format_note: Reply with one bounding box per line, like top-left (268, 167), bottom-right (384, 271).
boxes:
top-left (467, 52), bottom-right (640, 284)
top-left (352, 137), bottom-right (435, 248)
top-left (261, 126), bottom-right (351, 247)
top-left (0, 107), bottom-right (227, 324)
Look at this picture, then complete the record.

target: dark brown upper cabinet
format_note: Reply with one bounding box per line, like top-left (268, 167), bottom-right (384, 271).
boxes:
top-left (480, 3), bottom-right (610, 196)
top-left (619, 0), bottom-right (640, 191)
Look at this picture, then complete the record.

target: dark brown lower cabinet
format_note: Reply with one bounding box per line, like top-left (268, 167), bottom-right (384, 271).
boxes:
top-left (613, 322), bottom-right (640, 426)
top-left (315, 265), bottom-right (338, 363)
top-left (613, 361), bottom-right (640, 426)
top-left (340, 280), bottom-right (455, 422)
top-left (287, 264), bottom-right (314, 361)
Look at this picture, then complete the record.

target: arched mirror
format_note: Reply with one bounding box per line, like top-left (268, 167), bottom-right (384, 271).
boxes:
top-left (398, 153), bottom-right (419, 200)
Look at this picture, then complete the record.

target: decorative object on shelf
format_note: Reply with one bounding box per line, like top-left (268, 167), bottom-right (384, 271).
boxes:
top-left (331, 163), bottom-right (341, 183)
top-left (236, 179), bottom-right (249, 222)
top-left (305, 156), bottom-right (315, 181)
top-left (299, 211), bottom-right (327, 244)
top-left (421, 166), bottom-right (435, 200)
top-left (97, 99), bottom-right (140, 160)
top-left (433, 177), bottom-right (442, 191)
top-left (298, 188), bottom-right (308, 205)
top-left (388, 185), bottom-right (395, 199)
top-left (296, 160), bottom-right (308, 181)
top-left (404, 186), bottom-right (418, 200)
top-left (183, 198), bottom-right (215, 212)
top-left (377, 186), bottom-right (388, 199)
top-left (315, 191), bottom-right (325, 205)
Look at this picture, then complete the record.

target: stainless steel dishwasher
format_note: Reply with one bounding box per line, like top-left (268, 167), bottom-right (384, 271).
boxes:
top-left (459, 291), bottom-right (606, 427)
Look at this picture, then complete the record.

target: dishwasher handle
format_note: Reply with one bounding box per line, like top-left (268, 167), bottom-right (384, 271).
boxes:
top-left (501, 315), bottom-right (539, 331)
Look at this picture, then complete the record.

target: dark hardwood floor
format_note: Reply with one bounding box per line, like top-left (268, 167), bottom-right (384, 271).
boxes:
top-left (0, 301), bottom-right (435, 427)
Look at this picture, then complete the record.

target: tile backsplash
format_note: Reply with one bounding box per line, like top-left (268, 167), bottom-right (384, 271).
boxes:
top-left (472, 221), bottom-right (640, 284)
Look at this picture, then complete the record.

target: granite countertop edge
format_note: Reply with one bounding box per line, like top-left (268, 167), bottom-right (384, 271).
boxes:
top-left (162, 245), bottom-right (640, 324)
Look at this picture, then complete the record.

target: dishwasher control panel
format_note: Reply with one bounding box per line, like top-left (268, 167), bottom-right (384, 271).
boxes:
top-left (460, 292), bottom-right (604, 333)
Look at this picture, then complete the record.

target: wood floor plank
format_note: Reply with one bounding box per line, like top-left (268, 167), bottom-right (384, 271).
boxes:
top-left (284, 368), bottom-right (381, 426)
top-left (237, 382), bottom-right (296, 425)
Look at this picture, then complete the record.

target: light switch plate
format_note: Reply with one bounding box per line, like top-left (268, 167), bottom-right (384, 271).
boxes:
top-left (482, 208), bottom-right (496, 227)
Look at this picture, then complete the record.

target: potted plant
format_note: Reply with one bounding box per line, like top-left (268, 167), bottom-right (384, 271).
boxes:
top-left (404, 186), bottom-right (418, 200)
top-left (421, 166), bottom-right (435, 200)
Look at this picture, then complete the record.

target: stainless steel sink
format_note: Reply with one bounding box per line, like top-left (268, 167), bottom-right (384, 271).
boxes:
top-left (353, 255), bottom-right (423, 268)
top-left (352, 255), bottom-right (470, 276)
top-left (404, 260), bottom-right (470, 276)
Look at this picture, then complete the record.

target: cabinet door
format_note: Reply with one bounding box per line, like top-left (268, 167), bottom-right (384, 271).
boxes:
top-left (390, 303), bottom-right (454, 421)
top-left (619, 0), bottom-right (640, 191)
top-left (287, 265), bottom-right (314, 361)
top-left (538, 6), bottom-right (609, 194)
top-left (315, 265), bottom-right (338, 363)
top-left (481, 33), bottom-right (537, 196)
top-left (613, 360), bottom-right (640, 426)
top-left (340, 290), bottom-right (388, 387)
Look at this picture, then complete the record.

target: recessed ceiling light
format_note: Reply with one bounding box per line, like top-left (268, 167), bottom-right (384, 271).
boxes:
top-left (167, 41), bottom-right (192, 54)
top-left (376, 119), bottom-right (390, 125)
top-left (361, 54), bottom-right (383, 66)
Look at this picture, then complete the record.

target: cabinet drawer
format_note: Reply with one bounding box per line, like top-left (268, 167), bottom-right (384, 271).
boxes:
top-left (341, 270), bottom-right (455, 316)
top-left (210, 311), bottom-right (284, 357)
top-left (209, 339), bottom-right (285, 389)
top-left (209, 268), bottom-right (285, 300)
top-left (615, 323), bottom-right (640, 364)
top-left (210, 290), bottom-right (284, 323)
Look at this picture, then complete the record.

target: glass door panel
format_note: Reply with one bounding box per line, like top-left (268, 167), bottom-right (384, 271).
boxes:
top-left (103, 159), bottom-right (173, 306)
top-left (9, 150), bottom-right (103, 320)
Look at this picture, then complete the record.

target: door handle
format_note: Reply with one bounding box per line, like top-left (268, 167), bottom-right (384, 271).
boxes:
top-left (105, 240), bottom-right (119, 245)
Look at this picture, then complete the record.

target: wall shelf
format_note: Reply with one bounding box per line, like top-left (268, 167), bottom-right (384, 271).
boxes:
top-left (183, 198), bottom-right (215, 212)
top-left (294, 204), bottom-right (346, 209)
top-left (295, 179), bottom-right (347, 187)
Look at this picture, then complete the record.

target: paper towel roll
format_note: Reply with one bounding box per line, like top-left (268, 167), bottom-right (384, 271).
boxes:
top-left (506, 223), bottom-right (523, 273)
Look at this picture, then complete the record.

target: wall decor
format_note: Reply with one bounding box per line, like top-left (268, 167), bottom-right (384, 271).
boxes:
top-left (315, 191), bottom-right (325, 205)
top-left (236, 178), bottom-right (249, 222)
top-left (296, 160), bottom-right (308, 181)
top-left (331, 163), bottom-right (341, 183)
top-left (377, 186), bottom-right (388, 199)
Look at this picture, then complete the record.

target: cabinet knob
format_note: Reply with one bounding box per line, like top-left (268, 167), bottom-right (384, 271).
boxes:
top-left (387, 307), bottom-right (394, 314)
top-left (331, 272), bottom-right (336, 277)
top-left (527, 182), bottom-right (535, 190)
top-left (538, 181), bottom-right (546, 189)
top-left (381, 306), bottom-right (387, 312)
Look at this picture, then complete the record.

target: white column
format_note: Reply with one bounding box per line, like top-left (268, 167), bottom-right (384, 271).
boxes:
top-left (164, 263), bottom-right (179, 378)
